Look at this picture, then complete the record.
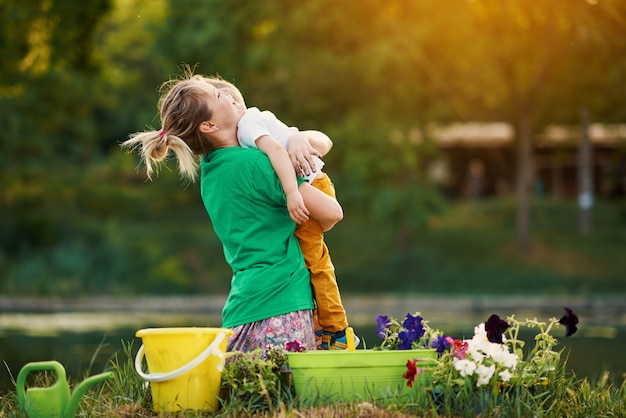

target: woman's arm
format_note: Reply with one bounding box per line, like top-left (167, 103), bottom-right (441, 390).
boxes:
top-left (299, 181), bottom-right (343, 232)
top-left (299, 130), bottom-right (333, 155)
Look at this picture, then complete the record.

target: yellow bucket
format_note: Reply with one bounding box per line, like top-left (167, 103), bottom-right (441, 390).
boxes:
top-left (135, 327), bottom-right (233, 412)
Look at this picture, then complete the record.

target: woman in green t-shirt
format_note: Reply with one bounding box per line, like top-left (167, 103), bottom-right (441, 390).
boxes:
top-left (122, 74), bottom-right (343, 352)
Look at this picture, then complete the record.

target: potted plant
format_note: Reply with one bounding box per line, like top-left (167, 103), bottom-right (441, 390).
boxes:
top-left (286, 313), bottom-right (438, 404)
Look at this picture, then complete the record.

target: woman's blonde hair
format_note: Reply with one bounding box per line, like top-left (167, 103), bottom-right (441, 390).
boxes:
top-left (121, 75), bottom-right (217, 182)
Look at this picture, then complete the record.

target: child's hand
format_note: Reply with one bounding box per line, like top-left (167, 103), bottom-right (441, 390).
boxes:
top-left (287, 133), bottom-right (322, 177)
top-left (286, 190), bottom-right (309, 224)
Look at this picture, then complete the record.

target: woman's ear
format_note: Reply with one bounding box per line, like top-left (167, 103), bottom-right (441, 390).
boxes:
top-left (199, 121), bottom-right (219, 134)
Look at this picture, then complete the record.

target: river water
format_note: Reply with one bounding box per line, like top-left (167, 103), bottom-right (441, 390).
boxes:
top-left (1, 295), bottom-right (624, 394)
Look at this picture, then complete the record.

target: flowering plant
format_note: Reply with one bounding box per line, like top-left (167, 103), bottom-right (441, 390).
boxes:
top-left (284, 340), bottom-right (306, 353)
top-left (374, 312), bottom-right (448, 387)
top-left (428, 315), bottom-right (520, 389)
top-left (375, 308), bottom-right (579, 392)
top-left (221, 344), bottom-right (291, 408)
top-left (382, 308), bottom-right (579, 393)
top-left (375, 312), bottom-right (444, 351)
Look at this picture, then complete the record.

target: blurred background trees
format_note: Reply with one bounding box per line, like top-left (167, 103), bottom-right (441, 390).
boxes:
top-left (1, 0), bottom-right (625, 296)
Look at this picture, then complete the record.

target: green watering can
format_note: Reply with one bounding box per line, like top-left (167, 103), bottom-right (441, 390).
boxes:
top-left (17, 361), bottom-right (114, 418)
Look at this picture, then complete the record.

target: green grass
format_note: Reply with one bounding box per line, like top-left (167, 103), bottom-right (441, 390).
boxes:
top-left (3, 336), bottom-right (624, 417)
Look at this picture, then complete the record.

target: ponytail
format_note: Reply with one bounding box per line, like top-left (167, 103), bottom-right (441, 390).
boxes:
top-left (121, 129), bottom-right (199, 182)
top-left (122, 76), bottom-right (217, 182)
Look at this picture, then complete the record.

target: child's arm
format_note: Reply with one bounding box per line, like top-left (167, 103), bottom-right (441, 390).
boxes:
top-left (256, 134), bottom-right (309, 224)
top-left (287, 130), bottom-right (333, 177)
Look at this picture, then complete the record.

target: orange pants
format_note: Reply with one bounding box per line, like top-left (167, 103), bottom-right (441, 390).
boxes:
top-left (295, 172), bottom-right (348, 333)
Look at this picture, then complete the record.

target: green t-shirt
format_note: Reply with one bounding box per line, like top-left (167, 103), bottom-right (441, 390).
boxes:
top-left (200, 146), bottom-right (313, 328)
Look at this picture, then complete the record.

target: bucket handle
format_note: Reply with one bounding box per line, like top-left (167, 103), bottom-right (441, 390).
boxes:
top-left (135, 331), bottom-right (227, 383)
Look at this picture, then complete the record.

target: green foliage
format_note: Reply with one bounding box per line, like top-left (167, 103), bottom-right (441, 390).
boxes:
top-left (106, 340), bottom-right (151, 409)
top-left (566, 372), bottom-right (626, 416)
top-left (424, 364), bottom-right (625, 417)
top-left (328, 113), bottom-right (447, 248)
top-left (220, 346), bottom-right (293, 414)
top-left (2, 0), bottom-right (626, 297)
top-left (2, 336), bottom-right (625, 416)
top-left (0, 153), bottom-right (230, 296)
top-left (3, 157), bottom-right (626, 295)
top-left (327, 198), bottom-right (626, 295)
top-left (93, 0), bottom-right (169, 149)
top-left (0, 373), bottom-right (20, 415)
top-left (0, 0), bottom-right (113, 169)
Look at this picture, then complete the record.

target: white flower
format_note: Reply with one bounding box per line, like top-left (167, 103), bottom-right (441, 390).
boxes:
top-left (468, 327), bottom-right (494, 361)
top-left (475, 364), bottom-right (496, 386)
top-left (468, 352), bottom-right (485, 364)
top-left (487, 343), bottom-right (518, 369)
top-left (473, 323), bottom-right (488, 340)
top-left (453, 358), bottom-right (477, 377)
top-left (499, 369), bottom-right (513, 382)
top-left (501, 351), bottom-right (518, 369)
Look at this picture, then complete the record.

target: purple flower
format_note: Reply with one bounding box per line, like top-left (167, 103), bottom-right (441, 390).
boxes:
top-left (485, 314), bottom-right (509, 344)
top-left (558, 307), bottom-right (579, 337)
top-left (397, 329), bottom-right (417, 350)
top-left (403, 313), bottom-right (425, 339)
top-left (431, 334), bottom-right (452, 355)
top-left (375, 315), bottom-right (391, 338)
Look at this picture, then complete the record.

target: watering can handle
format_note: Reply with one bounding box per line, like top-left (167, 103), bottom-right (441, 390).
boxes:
top-left (134, 332), bottom-right (226, 383)
top-left (16, 361), bottom-right (68, 415)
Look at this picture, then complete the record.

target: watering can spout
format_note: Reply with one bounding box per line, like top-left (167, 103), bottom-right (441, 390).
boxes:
top-left (64, 370), bottom-right (115, 417)
top-left (17, 360), bottom-right (114, 418)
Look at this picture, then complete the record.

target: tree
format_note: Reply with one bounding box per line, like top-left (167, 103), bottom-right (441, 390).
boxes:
top-left (152, 0), bottom-right (449, 248)
top-left (427, 0), bottom-right (626, 251)
top-left (92, 0), bottom-right (168, 147)
top-left (551, 1), bottom-right (626, 233)
top-left (0, 0), bottom-right (112, 168)
top-left (150, 0), bottom-right (626, 252)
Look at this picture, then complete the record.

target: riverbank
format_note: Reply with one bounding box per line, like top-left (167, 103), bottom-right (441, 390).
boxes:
top-left (1, 294), bottom-right (624, 328)
top-left (1, 294), bottom-right (624, 396)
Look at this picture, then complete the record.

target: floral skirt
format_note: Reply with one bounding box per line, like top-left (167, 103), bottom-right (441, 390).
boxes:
top-left (227, 309), bottom-right (316, 352)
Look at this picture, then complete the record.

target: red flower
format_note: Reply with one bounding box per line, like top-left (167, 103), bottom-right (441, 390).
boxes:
top-left (403, 359), bottom-right (418, 387)
top-left (402, 359), bottom-right (427, 388)
top-left (285, 340), bottom-right (305, 352)
top-left (446, 336), bottom-right (468, 360)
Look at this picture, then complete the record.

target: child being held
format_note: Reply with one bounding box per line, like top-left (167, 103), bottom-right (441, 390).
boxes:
top-left (204, 76), bottom-right (358, 350)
